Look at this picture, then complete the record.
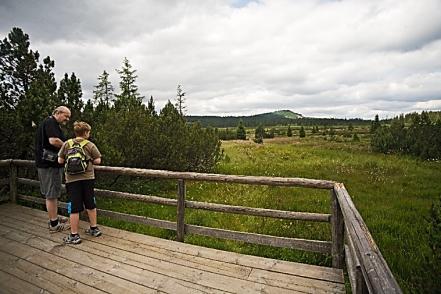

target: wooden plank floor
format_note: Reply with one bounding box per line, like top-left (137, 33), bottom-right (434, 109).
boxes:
top-left (0, 203), bottom-right (345, 294)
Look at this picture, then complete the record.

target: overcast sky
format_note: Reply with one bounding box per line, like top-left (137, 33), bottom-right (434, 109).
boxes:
top-left (1, 0), bottom-right (441, 119)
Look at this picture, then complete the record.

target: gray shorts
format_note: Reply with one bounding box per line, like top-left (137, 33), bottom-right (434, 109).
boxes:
top-left (37, 167), bottom-right (63, 199)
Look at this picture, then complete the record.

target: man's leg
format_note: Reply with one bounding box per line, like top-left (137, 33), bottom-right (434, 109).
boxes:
top-left (46, 198), bottom-right (58, 221)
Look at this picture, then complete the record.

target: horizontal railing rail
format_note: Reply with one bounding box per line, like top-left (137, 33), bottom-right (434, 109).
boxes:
top-left (0, 159), bottom-right (402, 293)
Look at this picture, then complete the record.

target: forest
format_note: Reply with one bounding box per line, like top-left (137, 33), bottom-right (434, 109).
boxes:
top-left (0, 28), bottom-right (220, 172)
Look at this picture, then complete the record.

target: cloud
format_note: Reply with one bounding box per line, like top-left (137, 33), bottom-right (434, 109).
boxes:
top-left (1, 0), bottom-right (441, 119)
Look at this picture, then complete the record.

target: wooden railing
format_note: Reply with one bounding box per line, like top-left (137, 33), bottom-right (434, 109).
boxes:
top-left (0, 159), bottom-right (402, 293)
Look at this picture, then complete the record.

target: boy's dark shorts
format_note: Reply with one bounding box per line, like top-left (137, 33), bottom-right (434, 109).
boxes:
top-left (66, 179), bottom-right (96, 214)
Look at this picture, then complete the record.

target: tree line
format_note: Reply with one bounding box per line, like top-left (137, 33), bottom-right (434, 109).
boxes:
top-left (371, 112), bottom-right (441, 160)
top-left (187, 114), bottom-right (369, 128)
top-left (0, 27), bottom-right (221, 172)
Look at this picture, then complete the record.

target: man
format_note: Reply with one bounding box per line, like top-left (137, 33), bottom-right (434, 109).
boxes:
top-left (35, 106), bottom-right (71, 232)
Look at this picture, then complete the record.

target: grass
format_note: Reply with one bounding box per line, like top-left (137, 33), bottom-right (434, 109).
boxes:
top-left (92, 134), bottom-right (439, 292)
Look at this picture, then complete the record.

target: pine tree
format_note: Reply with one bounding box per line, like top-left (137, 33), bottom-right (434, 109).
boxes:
top-left (371, 114), bottom-right (380, 133)
top-left (0, 27), bottom-right (39, 110)
top-left (58, 72), bottom-right (83, 128)
top-left (147, 95), bottom-right (157, 117)
top-left (93, 70), bottom-right (114, 108)
top-left (175, 84), bottom-right (186, 117)
top-left (114, 57), bottom-right (143, 111)
top-left (254, 124), bottom-right (264, 143)
top-left (236, 120), bottom-right (246, 140)
top-left (299, 126), bottom-right (306, 138)
top-left (16, 56), bottom-right (58, 158)
top-left (287, 125), bottom-right (292, 137)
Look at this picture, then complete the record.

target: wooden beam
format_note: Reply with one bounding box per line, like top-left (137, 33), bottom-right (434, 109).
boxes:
top-left (176, 179), bottom-right (186, 242)
top-left (186, 224), bottom-right (332, 254)
top-left (331, 188), bottom-right (345, 268)
top-left (334, 183), bottom-right (402, 293)
top-left (16, 194), bottom-right (176, 231)
top-left (186, 200), bottom-right (331, 222)
top-left (9, 164), bottom-right (17, 203)
top-left (10, 160), bottom-right (335, 189)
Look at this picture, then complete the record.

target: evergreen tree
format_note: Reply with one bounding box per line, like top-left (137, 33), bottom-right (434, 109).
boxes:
top-left (58, 72), bottom-right (83, 131)
top-left (147, 95), bottom-right (157, 117)
top-left (299, 126), bottom-right (306, 138)
top-left (0, 27), bottom-right (39, 110)
top-left (254, 124), bottom-right (264, 143)
top-left (82, 99), bottom-right (95, 127)
top-left (16, 56), bottom-right (58, 158)
top-left (175, 84), bottom-right (186, 117)
top-left (287, 125), bottom-right (292, 137)
top-left (114, 57), bottom-right (143, 111)
top-left (236, 120), bottom-right (246, 140)
top-left (93, 70), bottom-right (114, 108)
top-left (370, 114), bottom-right (380, 133)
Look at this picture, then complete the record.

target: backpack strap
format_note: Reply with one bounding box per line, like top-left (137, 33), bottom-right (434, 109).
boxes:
top-left (67, 138), bottom-right (89, 147)
top-left (78, 139), bottom-right (89, 147)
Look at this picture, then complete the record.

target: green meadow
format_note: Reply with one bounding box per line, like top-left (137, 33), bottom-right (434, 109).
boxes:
top-left (96, 133), bottom-right (441, 293)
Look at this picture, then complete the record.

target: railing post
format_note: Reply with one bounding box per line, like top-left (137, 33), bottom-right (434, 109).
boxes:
top-left (176, 179), bottom-right (186, 242)
top-left (9, 161), bottom-right (17, 203)
top-left (331, 187), bottom-right (344, 268)
top-left (9, 160), bottom-right (17, 203)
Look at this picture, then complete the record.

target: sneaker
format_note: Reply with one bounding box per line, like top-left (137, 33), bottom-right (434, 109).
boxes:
top-left (49, 222), bottom-right (70, 233)
top-left (63, 234), bottom-right (81, 244)
top-left (47, 216), bottom-right (69, 228)
top-left (85, 227), bottom-right (102, 237)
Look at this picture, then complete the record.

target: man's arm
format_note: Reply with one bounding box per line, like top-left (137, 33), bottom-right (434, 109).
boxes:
top-left (92, 157), bottom-right (101, 165)
top-left (49, 137), bottom-right (64, 148)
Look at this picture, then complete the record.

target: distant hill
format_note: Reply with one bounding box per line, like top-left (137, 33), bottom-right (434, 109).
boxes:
top-left (186, 110), bottom-right (369, 128)
top-left (272, 110), bottom-right (303, 119)
top-left (186, 110), bottom-right (303, 128)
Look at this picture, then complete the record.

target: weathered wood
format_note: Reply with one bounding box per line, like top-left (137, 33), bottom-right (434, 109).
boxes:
top-left (17, 178), bottom-right (178, 206)
top-left (186, 200), bottom-right (331, 222)
top-left (345, 244), bottom-right (358, 294)
top-left (18, 177), bottom-right (330, 222)
top-left (0, 269), bottom-right (47, 294)
top-left (331, 188), bottom-right (345, 268)
top-left (0, 251), bottom-right (96, 294)
top-left (16, 194), bottom-right (177, 231)
top-left (0, 204), bottom-right (346, 294)
top-left (186, 224), bottom-right (332, 254)
top-left (3, 204), bottom-right (344, 285)
top-left (345, 226), bottom-right (368, 294)
top-left (95, 188), bottom-right (177, 206)
top-left (98, 208), bottom-right (177, 231)
top-left (0, 159), bottom-right (12, 167)
top-left (0, 178), bottom-right (9, 185)
top-left (334, 183), bottom-right (402, 294)
top-left (0, 230), bottom-right (170, 293)
top-left (1, 216), bottom-right (341, 294)
top-left (9, 163), bottom-right (17, 203)
top-left (176, 179), bottom-right (186, 242)
top-left (11, 159), bottom-right (335, 189)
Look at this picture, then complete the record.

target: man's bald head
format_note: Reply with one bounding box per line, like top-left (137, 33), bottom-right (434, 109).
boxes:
top-left (52, 106), bottom-right (71, 124)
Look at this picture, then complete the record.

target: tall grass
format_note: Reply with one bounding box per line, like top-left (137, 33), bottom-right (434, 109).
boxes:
top-left (96, 136), bottom-right (441, 292)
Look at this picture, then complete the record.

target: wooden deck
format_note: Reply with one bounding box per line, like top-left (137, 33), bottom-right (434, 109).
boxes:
top-left (0, 203), bottom-right (345, 294)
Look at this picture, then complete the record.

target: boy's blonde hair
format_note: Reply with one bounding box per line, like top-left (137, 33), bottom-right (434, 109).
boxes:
top-left (73, 121), bottom-right (91, 137)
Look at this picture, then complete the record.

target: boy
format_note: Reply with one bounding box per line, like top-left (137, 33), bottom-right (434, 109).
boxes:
top-left (58, 121), bottom-right (102, 244)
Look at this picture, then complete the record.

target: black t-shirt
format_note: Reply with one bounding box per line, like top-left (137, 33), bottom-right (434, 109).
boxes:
top-left (35, 116), bottom-right (67, 168)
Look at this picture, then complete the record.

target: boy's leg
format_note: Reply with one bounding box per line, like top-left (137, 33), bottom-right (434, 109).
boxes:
top-left (86, 208), bottom-right (97, 227)
top-left (70, 212), bottom-right (80, 234)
